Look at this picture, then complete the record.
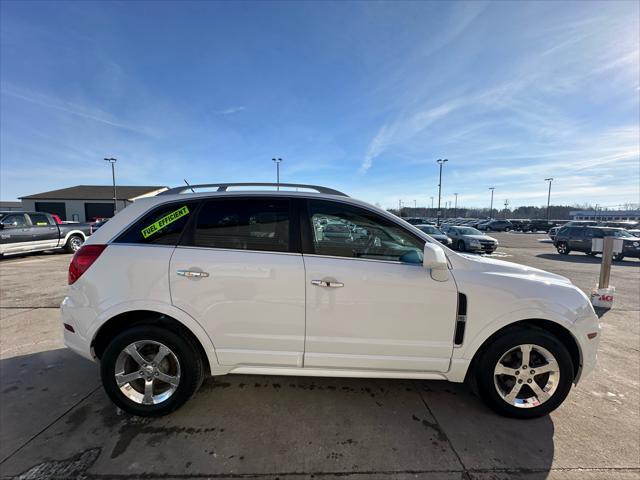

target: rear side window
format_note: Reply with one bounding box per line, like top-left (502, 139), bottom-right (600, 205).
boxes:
top-left (115, 202), bottom-right (196, 245)
top-left (189, 198), bottom-right (290, 252)
top-left (28, 213), bottom-right (52, 226)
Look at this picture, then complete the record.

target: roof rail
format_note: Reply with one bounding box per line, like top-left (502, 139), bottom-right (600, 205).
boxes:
top-left (159, 182), bottom-right (348, 197)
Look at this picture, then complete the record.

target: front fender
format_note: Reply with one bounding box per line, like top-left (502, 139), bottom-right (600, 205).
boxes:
top-left (453, 305), bottom-right (582, 363)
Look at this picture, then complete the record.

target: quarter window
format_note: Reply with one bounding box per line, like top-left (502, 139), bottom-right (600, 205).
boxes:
top-left (191, 198), bottom-right (290, 252)
top-left (115, 202), bottom-right (196, 245)
top-left (307, 200), bottom-right (424, 263)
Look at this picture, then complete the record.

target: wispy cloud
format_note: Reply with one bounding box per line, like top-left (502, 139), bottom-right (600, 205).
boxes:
top-left (0, 85), bottom-right (155, 137)
top-left (215, 106), bottom-right (246, 115)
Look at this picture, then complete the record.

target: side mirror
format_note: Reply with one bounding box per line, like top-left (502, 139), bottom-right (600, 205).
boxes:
top-left (423, 242), bottom-right (449, 282)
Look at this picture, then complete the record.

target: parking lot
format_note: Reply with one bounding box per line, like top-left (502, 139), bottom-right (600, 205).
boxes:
top-left (0, 233), bottom-right (638, 480)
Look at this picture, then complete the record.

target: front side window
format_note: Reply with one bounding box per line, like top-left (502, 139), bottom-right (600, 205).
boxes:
top-left (28, 213), bottom-right (52, 226)
top-left (1, 214), bottom-right (27, 227)
top-left (307, 200), bottom-right (424, 263)
top-left (116, 202), bottom-right (196, 245)
top-left (191, 198), bottom-right (290, 252)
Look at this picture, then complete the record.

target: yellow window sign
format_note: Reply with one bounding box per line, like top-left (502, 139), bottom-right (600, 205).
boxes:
top-left (141, 206), bottom-right (189, 239)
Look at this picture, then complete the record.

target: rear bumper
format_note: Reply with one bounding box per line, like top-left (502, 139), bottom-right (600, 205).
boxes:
top-left (60, 296), bottom-right (95, 362)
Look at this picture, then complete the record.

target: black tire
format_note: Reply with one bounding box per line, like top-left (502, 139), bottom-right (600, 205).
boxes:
top-left (586, 251), bottom-right (597, 257)
top-left (100, 325), bottom-right (205, 417)
top-left (474, 327), bottom-right (574, 419)
top-left (65, 234), bottom-right (84, 253)
top-left (457, 240), bottom-right (466, 252)
top-left (614, 254), bottom-right (624, 262)
top-left (556, 242), bottom-right (570, 255)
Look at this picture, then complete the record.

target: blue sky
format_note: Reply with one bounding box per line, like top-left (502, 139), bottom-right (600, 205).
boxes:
top-left (1, 1), bottom-right (638, 209)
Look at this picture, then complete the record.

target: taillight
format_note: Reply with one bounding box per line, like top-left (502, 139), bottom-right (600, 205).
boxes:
top-left (68, 245), bottom-right (107, 285)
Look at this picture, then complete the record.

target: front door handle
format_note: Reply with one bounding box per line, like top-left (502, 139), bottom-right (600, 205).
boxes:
top-left (311, 279), bottom-right (344, 288)
top-left (176, 269), bottom-right (209, 278)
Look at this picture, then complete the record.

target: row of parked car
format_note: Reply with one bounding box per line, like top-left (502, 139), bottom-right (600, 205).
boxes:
top-left (405, 216), bottom-right (640, 260)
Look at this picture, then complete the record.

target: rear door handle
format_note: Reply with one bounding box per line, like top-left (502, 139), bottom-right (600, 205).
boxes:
top-left (311, 280), bottom-right (344, 288)
top-left (176, 269), bottom-right (209, 278)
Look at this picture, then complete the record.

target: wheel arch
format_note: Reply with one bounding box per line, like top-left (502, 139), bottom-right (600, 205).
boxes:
top-left (62, 230), bottom-right (87, 244)
top-left (91, 310), bottom-right (212, 375)
top-left (466, 318), bottom-right (582, 384)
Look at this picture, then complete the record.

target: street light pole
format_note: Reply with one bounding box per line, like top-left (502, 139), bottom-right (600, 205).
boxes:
top-left (489, 187), bottom-right (495, 219)
top-left (545, 177), bottom-right (554, 221)
top-left (436, 158), bottom-right (448, 226)
top-left (454, 193), bottom-right (458, 219)
top-left (272, 158), bottom-right (282, 190)
top-left (104, 157), bottom-right (117, 215)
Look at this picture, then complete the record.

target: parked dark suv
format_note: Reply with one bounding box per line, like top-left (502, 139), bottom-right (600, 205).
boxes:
top-left (553, 226), bottom-right (640, 261)
top-left (478, 219), bottom-right (513, 232)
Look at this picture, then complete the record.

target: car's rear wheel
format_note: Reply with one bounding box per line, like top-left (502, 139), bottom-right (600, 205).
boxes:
top-left (457, 240), bottom-right (466, 252)
top-left (556, 242), bottom-right (570, 255)
top-left (65, 235), bottom-right (84, 253)
top-left (475, 328), bottom-right (574, 418)
top-left (101, 325), bottom-right (204, 416)
top-left (614, 254), bottom-right (624, 262)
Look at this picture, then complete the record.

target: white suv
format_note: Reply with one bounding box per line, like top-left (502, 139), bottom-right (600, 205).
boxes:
top-left (61, 183), bottom-right (600, 418)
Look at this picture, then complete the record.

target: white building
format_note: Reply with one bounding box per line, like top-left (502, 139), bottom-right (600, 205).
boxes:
top-left (570, 209), bottom-right (640, 221)
top-left (20, 185), bottom-right (167, 222)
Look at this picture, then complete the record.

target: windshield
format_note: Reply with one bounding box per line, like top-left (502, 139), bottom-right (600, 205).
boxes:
top-left (457, 227), bottom-right (482, 235)
top-left (417, 225), bottom-right (442, 235)
top-left (610, 229), bottom-right (635, 238)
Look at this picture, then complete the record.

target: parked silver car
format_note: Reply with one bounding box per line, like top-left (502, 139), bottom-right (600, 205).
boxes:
top-left (445, 226), bottom-right (498, 254)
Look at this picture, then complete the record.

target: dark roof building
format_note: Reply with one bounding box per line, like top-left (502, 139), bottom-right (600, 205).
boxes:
top-left (19, 185), bottom-right (167, 222)
top-left (21, 185), bottom-right (166, 201)
top-left (0, 201), bottom-right (23, 211)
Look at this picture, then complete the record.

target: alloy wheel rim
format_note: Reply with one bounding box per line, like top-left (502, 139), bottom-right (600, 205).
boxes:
top-left (114, 340), bottom-right (181, 405)
top-left (493, 344), bottom-right (560, 409)
top-left (70, 237), bottom-right (82, 251)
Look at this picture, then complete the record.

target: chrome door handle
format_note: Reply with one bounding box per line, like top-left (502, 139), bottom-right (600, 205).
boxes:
top-left (311, 280), bottom-right (344, 288)
top-left (176, 269), bottom-right (209, 278)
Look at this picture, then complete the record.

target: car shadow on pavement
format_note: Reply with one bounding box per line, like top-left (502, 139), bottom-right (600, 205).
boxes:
top-left (537, 253), bottom-right (639, 266)
top-left (0, 348), bottom-right (556, 479)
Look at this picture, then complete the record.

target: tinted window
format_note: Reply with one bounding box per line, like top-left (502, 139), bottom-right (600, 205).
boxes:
top-left (28, 213), bottom-right (52, 226)
top-left (192, 198), bottom-right (290, 252)
top-left (1, 214), bottom-right (27, 227)
top-left (307, 200), bottom-right (424, 263)
top-left (116, 202), bottom-right (196, 245)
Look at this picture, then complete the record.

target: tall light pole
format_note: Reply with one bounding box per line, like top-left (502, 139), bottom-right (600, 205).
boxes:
top-left (504, 199), bottom-right (509, 219)
top-left (436, 158), bottom-right (448, 226)
top-left (104, 157), bottom-right (117, 215)
top-left (545, 177), bottom-right (553, 221)
top-left (489, 187), bottom-right (495, 219)
top-left (414, 199), bottom-right (417, 210)
top-left (398, 199), bottom-right (403, 217)
top-left (454, 193), bottom-right (458, 218)
top-left (272, 158), bottom-right (282, 190)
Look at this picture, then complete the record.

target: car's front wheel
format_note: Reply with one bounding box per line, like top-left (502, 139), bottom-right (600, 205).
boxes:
top-left (475, 327), bottom-right (574, 418)
top-left (556, 242), bottom-right (570, 255)
top-left (457, 240), bottom-right (466, 252)
top-left (100, 325), bottom-right (205, 416)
